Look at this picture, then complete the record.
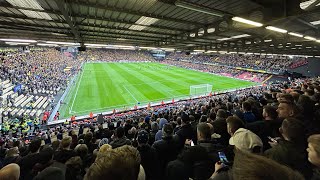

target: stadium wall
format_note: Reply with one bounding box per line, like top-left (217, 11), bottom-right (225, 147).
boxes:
top-left (290, 57), bottom-right (320, 77)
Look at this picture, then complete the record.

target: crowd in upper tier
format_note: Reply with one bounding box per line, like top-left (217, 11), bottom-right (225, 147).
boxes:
top-left (1, 75), bottom-right (320, 180)
top-left (166, 52), bottom-right (306, 73)
top-left (162, 60), bottom-right (269, 82)
top-left (77, 49), bottom-right (155, 62)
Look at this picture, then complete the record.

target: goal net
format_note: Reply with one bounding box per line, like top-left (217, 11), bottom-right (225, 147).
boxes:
top-left (190, 84), bottom-right (213, 96)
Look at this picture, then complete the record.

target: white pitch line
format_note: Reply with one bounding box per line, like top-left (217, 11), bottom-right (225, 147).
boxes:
top-left (69, 69), bottom-right (84, 114)
top-left (123, 85), bottom-right (138, 102)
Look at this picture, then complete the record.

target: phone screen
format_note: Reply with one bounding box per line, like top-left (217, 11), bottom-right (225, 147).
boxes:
top-left (218, 152), bottom-right (229, 163)
top-left (190, 140), bottom-right (195, 146)
top-left (268, 136), bottom-right (278, 143)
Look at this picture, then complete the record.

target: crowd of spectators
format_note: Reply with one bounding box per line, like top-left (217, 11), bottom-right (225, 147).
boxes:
top-left (1, 76), bottom-right (320, 180)
top-left (77, 49), bottom-right (155, 62)
top-left (166, 52), bottom-right (303, 73)
top-left (162, 60), bottom-right (268, 82)
top-left (0, 49), bottom-right (79, 95)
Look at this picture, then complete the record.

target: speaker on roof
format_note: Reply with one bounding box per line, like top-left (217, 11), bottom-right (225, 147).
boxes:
top-left (77, 46), bottom-right (86, 51)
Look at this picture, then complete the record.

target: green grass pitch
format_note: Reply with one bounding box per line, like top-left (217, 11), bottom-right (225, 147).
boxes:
top-left (59, 62), bottom-right (257, 118)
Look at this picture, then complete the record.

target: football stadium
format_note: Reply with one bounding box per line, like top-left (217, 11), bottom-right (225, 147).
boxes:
top-left (1, 0), bottom-right (320, 179)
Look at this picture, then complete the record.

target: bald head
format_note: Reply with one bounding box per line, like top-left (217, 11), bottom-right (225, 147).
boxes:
top-left (0, 163), bottom-right (20, 180)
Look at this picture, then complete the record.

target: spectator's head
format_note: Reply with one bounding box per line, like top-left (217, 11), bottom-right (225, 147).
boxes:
top-left (65, 156), bottom-right (82, 179)
top-left (307, 134), bottom-right (320, 167)
top-left (197, 123), bottom-right (211, 141)
top-left (277, 101), bottom-right (300, 119)
top-left (162, 123), bottom-right (174, 138)
top-left (242, 101), bottom-right (252, 112)
top-left (60, 136), bottom-right (72, 150)
top-left (262, 105), bottom-right (277, 120)
top-left (84, 145), bottom-right (141, 180)
top-left (51, 140), bottom-right (60, 151)
top-left (216, 109), bottom-right (227, 119)
top-left (278, 93), bottom-right (294, 103)
top-left (232, 150), bottom-right (304, 180)
top-left (5, 147), bottom-right (19, 157)
top-left (280, 118), bottom-right (305, 143)
top-left (229, 128), bottom-right (263, 153)
top-left (0, 163), bottom-right (20, 180)
top-left (151, 122), bottom-right (158, 132)
top-left (115, 127), bottom-right (125, 138)
top-left (75, 144), bottom-right (88, 158)
top-left (199, 115), bottom-right (207, 123)
top-left (98, 138), bottom-right (109, 148)
top-left (84, 132), bottom-right (93, 143)
top-left (29, 138), bottom-right (42, 153)
top-left (181, 112), bottom-right (190, 124)
top-left (137, 130), bottom-right (149, 145)
top-left (226, 116), bottom-right (245, 136)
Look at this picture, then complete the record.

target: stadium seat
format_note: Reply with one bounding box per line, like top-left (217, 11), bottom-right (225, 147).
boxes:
top-left (33, 96), bottom-right (44, 108)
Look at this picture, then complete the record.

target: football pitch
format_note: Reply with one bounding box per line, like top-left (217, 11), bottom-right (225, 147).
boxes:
top-left (59, 62), bottom-right (257, 118)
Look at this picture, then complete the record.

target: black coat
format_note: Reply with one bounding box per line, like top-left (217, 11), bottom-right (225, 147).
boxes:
top-left (152, 136), bottom-right (180, 179)
top-left (137, 144), bottom-right (160, 180)
top-left (246, 119), bottom-right (282, 150)
top-left (264, 140), bottom-right (312, 179)
top-left (53, 149), bottom-right (77, 163)
top-left (211, 118), bottom-right (230, 146)
top-left (109, 136), bottom-right (132, 149)
top-left (176, 124), bottom-right (196, 148)
top-left (167, 144), bottom-right (215, 180)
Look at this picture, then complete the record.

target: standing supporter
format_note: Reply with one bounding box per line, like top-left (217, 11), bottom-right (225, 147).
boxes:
top-left (246, 105), bottom-right (282, 150)
top-left (136, 130), bottom-right (159, 180)
top-left (155, 118), bottom-right (168, 141)
top-left (42, 113), bottom-right (48, 125)
top-left (176, 112), bottom-right (196, 148)
top-left (18, 138), bottom-right (42, 180)
top-left (109, 127), bottom-right (132, 149)
top-left (264, 118), bottom-right (312, 178)
top-left (277, 100), bottom-right (301, 120)
top-left (211, 109), bottom-right (230, 146)
top-left (241, 101), bottom-right (257, 123)
top-left (152, 123), bottom-right (180, 179)
top-left (54, 136), bottom-right (77, 163)
top-left (307, 134), bottom-right (320, 179)
top-left (148, 122), bottom-right (158, 145)
top-left (227, 116), bottom-right (263, 153)
top-left (167, 123), bottom-right (223, 180)
top-left (210, 150), bottom-right (304, 180)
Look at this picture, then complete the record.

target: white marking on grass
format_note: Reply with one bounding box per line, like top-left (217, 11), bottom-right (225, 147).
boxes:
top-left (69, 70), bottom-right (84, 114)
top-left (123, 85), bottom-right (139, 103)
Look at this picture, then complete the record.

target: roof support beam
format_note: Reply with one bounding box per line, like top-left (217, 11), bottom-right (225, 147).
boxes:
top-left (54, 0), bottom-right (82, 43)
top-left (72, 1), bottom-right (204, 27)
top-left (0, 13), bottom-right (177, 36)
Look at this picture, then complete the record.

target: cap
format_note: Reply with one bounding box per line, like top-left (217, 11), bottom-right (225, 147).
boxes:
top-left (137, 130), bottom-right (149, 144)
top-left (229, 128), bottom-right (263, 152)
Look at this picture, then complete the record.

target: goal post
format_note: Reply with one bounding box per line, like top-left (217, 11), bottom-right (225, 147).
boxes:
top-left (190, 84), bottom-right (213, 96)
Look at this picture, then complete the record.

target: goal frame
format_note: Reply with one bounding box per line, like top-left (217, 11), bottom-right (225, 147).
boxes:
top-left (189, 84), bottom-right (213, 96)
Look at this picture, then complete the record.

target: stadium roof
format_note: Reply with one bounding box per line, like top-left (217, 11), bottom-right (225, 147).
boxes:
top-left (0, 0), bottom-right (320, 55)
